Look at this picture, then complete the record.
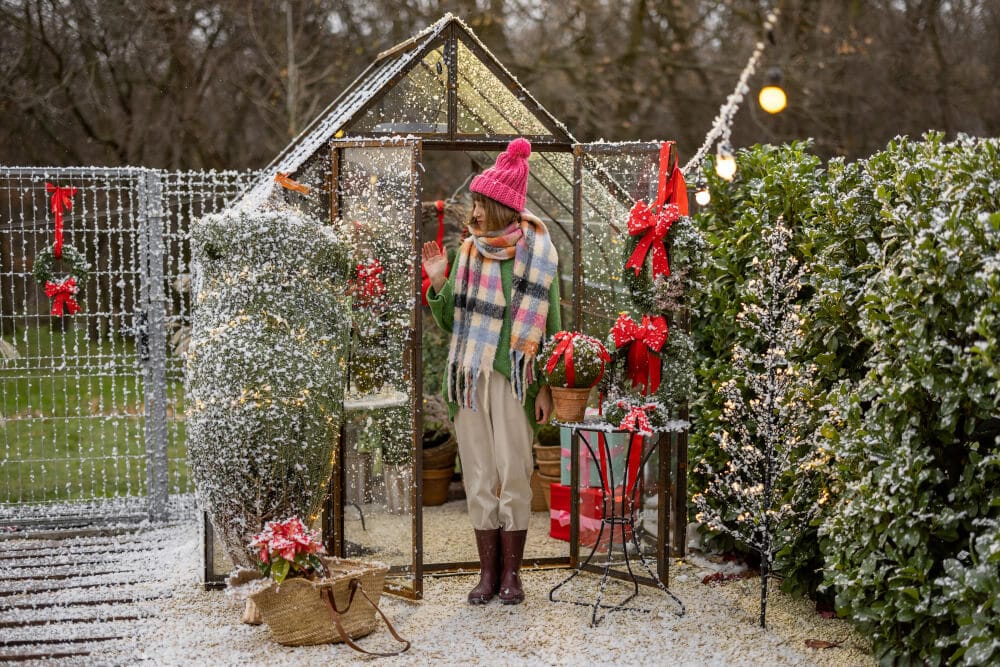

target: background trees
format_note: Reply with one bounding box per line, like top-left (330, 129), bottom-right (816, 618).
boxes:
top-left (1, 0), bottom-right (997, 169)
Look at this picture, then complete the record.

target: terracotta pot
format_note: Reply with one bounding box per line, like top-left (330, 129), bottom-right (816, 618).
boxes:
top-left (537, 459), bottom-right (561, 478)
top-left (549, 386), bottom-right (592, 422)
top-left (422, 467), bottom-right (452, 506)
top-left (530, 469), bottom-right (548, 512)
top-left (533, 443), bottom-right (561, 463)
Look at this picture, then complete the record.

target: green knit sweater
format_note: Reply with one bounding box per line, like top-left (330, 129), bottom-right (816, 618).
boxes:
top-left (427, 256), bottom-right (562, 431)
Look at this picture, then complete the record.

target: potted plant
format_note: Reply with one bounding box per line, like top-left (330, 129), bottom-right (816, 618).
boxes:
top-left (421, 394), bottom-right (457, 506)
top-left (539, 331), bottom-right (610, 423)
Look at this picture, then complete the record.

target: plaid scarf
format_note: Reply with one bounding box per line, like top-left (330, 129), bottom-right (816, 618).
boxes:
top-left (447, 214), bottom-right (558, 410)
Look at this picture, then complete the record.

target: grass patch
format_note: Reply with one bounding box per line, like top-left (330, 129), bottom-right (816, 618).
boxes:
top-left (1, 324), bottom-right (190, 504)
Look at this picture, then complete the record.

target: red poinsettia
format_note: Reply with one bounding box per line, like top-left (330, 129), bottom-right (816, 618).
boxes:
top-left (249, 516), bottom-right (325, 583)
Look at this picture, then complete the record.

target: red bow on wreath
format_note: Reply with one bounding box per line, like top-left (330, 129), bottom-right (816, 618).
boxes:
top-left (616, 400), bottom-right (657, 437)
top-left (45, 277), bottom-right (81, 317)
top-left (45, 182), bottom-right (78, 259)
top-left (545, 331), bottom-right (610, 388)
top-left (611, 313), bottom-right (669, 395)
top-left (623, 142), bottom-right (688, 279)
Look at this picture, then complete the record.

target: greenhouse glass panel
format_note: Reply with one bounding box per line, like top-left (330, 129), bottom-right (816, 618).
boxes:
top-left (348, 47), bottom-right (449, 135)
top-left (456, 40), bottom-right (550, 136)
top-left (576, 146), bottom-right (660, 339)
top-left (334, 141), bottom-right (421, 595)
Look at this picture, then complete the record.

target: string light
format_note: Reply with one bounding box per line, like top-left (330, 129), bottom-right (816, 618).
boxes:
top-left (758, 67), bottom-right (787, 114)
top-left (694, 179), bottom-right (711, 206)
top-left (683, 9), bottom-right (781, 177)
top-left (715, 142), bottom-right (737, 181)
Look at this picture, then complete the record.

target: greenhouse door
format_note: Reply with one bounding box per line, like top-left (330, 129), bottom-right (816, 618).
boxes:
top-left (325, 138), bottom-right (425, 598)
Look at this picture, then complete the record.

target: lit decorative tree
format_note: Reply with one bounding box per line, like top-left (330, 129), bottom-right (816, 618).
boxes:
top-left (693, 218), bottom-right (819, 628)
top-left (186, 200), bottom-right (351, 567)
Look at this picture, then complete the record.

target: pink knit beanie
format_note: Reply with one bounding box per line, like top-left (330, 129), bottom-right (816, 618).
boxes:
top-left (469, 138), bottom-right (531, 211)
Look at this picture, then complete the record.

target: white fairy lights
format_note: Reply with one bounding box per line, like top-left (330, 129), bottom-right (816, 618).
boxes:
top-left (682, 9), bottom-right (782, 183)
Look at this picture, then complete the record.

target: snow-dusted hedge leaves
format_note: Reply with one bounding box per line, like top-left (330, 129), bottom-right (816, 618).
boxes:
top-left (186, 203), bottom-right (351, 567)
top-left (817, 134), bottom-right (1000, 666)
top-left (693, 133), bottom-right (1000, 665)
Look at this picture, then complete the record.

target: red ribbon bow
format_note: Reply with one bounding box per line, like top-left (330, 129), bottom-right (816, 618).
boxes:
top-left (45, 277), bottom-right (81, 317)
top-left (545, 331), bottom-right (610, 388)
top-left (624, 201), bottom-right (679, 277)
top-left (623, 142), bottom-right (688, 279)
top-left (616, 401), bottom-right (657, 436)
top-left (46, 182), bottom-right (78, 259)
top-left (611, 313), bottom-right (668, 395)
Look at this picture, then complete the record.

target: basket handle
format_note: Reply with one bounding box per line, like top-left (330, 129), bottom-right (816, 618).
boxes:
top-left (321, 580), bottom-right (411, 656)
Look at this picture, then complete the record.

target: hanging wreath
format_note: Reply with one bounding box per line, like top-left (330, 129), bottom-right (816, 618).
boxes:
top-left (621, 142), bottom-right (689, 313)
top-left (33, 243), bottom-right (90, 316)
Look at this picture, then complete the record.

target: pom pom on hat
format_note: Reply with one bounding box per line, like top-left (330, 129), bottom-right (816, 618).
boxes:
top-left (469, 138), bottom-right (531, 211)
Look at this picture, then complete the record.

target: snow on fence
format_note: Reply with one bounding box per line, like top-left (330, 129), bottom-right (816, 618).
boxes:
top-left (0, 167), bottom-right (260, 526)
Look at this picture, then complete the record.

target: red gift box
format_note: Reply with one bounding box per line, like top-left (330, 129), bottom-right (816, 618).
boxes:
top-left (549, 484), bottom-right (632, 549)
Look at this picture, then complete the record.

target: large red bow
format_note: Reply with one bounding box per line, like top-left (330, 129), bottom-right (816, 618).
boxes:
top-left (45, 278), bottom-right (81, 317)
top-left (624, 200), bottom-right (679, 278)
top-left (46, 182), bottom-right (77, 259)
top-left (623, 142), bottom-right (688, 279)
top-left (616, 401), bottom-right (657, 436)
top-left (545, 331), bottom-right (610, 388)
top-left (611, 313), bottom-right (668, 395)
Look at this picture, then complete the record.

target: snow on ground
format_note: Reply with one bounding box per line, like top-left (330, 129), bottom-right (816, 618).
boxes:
top-left (127, 522), bottom-right (872, 666)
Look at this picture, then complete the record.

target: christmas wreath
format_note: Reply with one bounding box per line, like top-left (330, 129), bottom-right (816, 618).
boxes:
top-left (33, 243), bottom-right (91, 316)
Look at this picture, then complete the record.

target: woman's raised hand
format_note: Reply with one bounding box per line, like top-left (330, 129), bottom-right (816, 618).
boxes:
top-left (422, 241), bottom-right (447, 292)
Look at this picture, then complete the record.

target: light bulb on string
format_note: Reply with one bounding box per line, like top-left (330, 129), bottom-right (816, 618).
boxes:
top-left (694, 179), bottom-right (711, 206)
top-left (758, 67), bottom-right (787, 114)
top-left (715, 142), bottom-right (737, 182)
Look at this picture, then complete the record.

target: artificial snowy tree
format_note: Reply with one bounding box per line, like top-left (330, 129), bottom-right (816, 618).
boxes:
top-left (693, 219), bottom-right (819, 628)
top-left (186, 199), bottom-right (351, 567)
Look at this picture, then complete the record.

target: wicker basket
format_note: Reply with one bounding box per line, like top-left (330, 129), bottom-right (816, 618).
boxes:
top-left (250, 558), bottom-right (388, 647)
top-left (550, 386), bottom-right (592, 423)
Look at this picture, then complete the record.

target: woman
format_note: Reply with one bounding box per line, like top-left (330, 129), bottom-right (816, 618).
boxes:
top-left (423, 138), bottom-right (561, 605)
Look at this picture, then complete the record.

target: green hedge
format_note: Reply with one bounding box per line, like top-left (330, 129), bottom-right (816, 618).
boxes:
top-left (817, 134), bottom-right (1000, 666)
top-left (692, 133), bottom-right (1000, 665)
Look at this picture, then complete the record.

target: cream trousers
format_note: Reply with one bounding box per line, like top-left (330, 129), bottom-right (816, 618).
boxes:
top-left (455, 370), bottom-right (534, 531)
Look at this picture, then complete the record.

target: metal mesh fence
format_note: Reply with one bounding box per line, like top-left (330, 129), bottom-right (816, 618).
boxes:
top-left (0, 167), bottom-right (259, 525)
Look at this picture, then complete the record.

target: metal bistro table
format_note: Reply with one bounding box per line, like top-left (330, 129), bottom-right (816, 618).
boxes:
top-left (549, 417), bottom-right (686, 626)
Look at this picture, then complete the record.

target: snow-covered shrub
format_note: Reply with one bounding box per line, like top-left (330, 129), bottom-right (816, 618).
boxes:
top-left (186, 202), bottom-right (351, 567)
top-left (818, 134), bottom-right (1000, 665)
top-left (690, 142), bottom-right (827, 594)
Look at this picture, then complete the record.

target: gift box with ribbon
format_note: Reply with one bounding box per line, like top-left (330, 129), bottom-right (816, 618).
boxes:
top-left (549, 484), bottom-right (633, 549)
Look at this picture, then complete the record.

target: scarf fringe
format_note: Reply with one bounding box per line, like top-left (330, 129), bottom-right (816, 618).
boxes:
top-left (509, 350), bottom-right (535, 404)
top-left (447, 361), bottom-right (483, 411)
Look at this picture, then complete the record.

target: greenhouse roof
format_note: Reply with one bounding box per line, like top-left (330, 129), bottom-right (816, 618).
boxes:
top-left (261, 13), bottom-right (575, 180)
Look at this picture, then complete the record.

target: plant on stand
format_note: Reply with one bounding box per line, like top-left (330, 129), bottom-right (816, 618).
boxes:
top-left (540, 331), bottom-right (610, 423)
top-left (348, 257), bottom-right (391, 394)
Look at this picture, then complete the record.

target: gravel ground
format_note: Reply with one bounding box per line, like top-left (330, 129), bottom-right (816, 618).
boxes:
top-left (129, 522), bottom-right (873, 666)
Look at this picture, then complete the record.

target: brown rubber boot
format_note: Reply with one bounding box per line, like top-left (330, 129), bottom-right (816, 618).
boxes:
top-left (498, 529), bottom-right (527, 605)
top-left (468, 528), bottom-right (501, 604)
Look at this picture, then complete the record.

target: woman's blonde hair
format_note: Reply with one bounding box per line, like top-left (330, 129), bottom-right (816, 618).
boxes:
top-left (469, 192), bottom-right (520, 233)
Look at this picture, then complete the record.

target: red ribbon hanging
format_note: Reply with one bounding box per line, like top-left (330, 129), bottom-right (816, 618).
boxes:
top-left (611, 313), bottom-right (669, 395)
top-left (616, 401), bottom-right (657, 437)
top-left (421, 200), bottom-right (448, 306)
top-left (45, 183), bottom-right (77, 259)
top-left (623, 142), bottom-right (688, 279)
top-left (544, 331), bottom-right (610, 388)
top-left (45, 277), bottom-right (81, 317)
